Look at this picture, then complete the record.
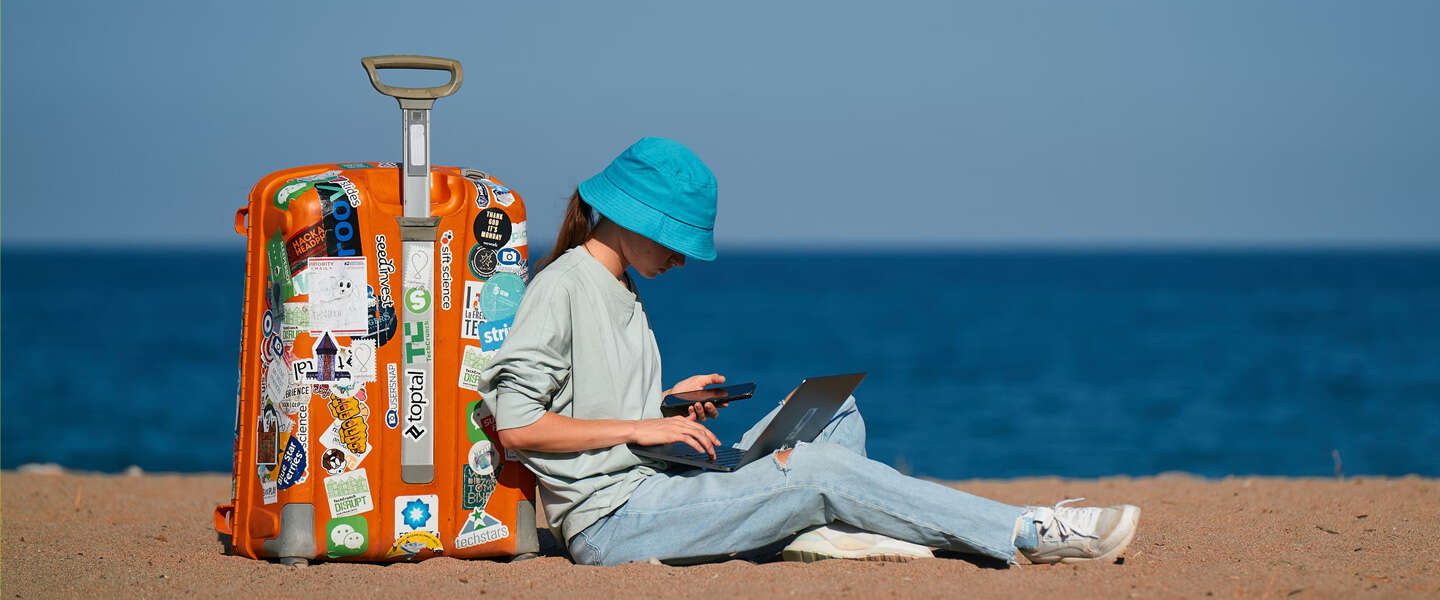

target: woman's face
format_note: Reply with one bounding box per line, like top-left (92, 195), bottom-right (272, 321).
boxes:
top-left (621, 230), bottom-right (686, 278)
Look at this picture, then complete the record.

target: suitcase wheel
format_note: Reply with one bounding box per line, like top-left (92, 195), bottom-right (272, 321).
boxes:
top-left (279, 556), bottom-right (310, 568)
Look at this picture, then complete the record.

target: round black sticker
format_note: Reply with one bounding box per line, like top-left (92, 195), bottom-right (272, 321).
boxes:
top-left (468, 244), bottom-right (497, 279)
top-left (473, 208), bottom-right (512, 251)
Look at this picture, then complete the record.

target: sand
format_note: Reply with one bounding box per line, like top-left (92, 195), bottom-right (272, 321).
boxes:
top-left (2, 471), bottom-right (1436, 598)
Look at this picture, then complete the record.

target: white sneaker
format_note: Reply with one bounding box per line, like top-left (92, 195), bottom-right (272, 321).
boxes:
top-left (1019, 498), bottom-right (1141, 565)
top-left (781, 523), bottom-right (934, 563)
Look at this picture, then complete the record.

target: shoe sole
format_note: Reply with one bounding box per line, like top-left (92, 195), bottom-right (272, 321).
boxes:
top-left (781, 549), bottom-right (928, 563)
top-left (1052, 504), bottom-right (1142, 565)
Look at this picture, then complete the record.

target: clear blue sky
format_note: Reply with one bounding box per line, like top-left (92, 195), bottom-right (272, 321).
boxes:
top-left (3, 0), bottom-right (1437, 249)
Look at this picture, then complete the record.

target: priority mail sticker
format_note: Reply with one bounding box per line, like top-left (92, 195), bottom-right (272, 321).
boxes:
top-left (307, 257), bottom-right (368, 336)
top-left (325, 468), bottom-right (374, 517)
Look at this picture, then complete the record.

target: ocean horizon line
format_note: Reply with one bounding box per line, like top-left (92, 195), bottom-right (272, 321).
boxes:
top-left (4, 240), bottom-right (1440, 256)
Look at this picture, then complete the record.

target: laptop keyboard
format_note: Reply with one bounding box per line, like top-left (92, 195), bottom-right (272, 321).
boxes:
top-left (672, 445), bottom-right (744, 466)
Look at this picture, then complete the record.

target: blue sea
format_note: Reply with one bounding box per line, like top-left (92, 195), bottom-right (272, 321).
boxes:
top-left (3, 248), bottom-right (1438, 479)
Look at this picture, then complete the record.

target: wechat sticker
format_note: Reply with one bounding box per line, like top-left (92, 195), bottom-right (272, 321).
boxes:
top-left (326, 515), bottom-right (368, 558)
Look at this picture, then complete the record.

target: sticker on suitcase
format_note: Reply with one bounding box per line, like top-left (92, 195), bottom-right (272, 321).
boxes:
top-left (266, 232), bottom-right (297, 301)
top-left (462, 439), bottom-right (500, 510)
top-left (479, 273), bottom-right (525, 322)
top-left (317, 177), bottom-right (364, 258)
top-left (389, 495), bottom-right (444, 559)
top-left (455, 509), bottom-right (511, 549)
top-left (467, 401), bottom-right (496, 443)
top-left (256, 401), bottom-right (281, 466)
top-left (258, 464), bottom-right (278, 505)
top-left (272, 170), bottom-right (341, 210)
top-left (458, 345), bottom-right (495, 391)
top-left (321, 391), bottom-right (372, 470)
top-left (473, 208), bottom-right (512, 250)
top-left (275, 434), bottom-right (307, 490)
top-left (461, 281), bottom-right (485, 340)
top-left (326, 515), bottom-right (369, 558)
top-left (474, 318), bottom-right (510, 353)
top-left (324, 468), bottom-right (374, 518)
top-left (467, 244), bottom-right (497, 280)
top-left (439, 230), bottom-right (454, 311)
top-left (307, 257), bottom-right (368, 336)
top-left (479, 180), bottom-right (516, 208)
top-left (295, 333), bottom-right (376, 385)
top-left (385, 363), bottom-right (400, 429)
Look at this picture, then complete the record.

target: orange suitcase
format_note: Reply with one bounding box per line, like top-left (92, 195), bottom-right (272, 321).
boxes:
top-left (214, 55), bottom-right (538, 564)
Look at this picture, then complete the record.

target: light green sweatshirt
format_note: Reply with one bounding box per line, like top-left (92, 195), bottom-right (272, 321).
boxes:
top-left (477, 246), bottom-right (664, 543)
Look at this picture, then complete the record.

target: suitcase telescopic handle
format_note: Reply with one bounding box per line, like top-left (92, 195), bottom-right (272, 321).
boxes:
top-left (361, 55), bottom-right (464, 104)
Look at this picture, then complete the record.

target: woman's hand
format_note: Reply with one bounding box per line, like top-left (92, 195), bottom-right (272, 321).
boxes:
top-left (630, 417), bottom-right (721, 459)
top-left (664, 373), bottom-right (728, 422)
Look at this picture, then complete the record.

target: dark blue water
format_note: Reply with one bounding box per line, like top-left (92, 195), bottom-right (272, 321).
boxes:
top-left (4, 248), bottom-right (1438, 479)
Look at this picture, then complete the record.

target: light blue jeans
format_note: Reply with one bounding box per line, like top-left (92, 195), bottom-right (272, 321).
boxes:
top-left (567, 396), bottom-right (1026, 566)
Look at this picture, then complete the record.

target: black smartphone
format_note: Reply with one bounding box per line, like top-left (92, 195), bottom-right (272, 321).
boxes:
top-left (661, 382), bottom-right (757, 415)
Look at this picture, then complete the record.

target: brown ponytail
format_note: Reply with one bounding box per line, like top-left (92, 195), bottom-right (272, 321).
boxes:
top-left (540, 190), bottom-right (595, 271)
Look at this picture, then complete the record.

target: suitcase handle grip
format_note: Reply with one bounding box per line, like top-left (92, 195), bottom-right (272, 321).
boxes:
top-left (234, 207), bottom-right (249, 236)
top-left (214, 504), bottom-right (235, 535)
top-left (361, 55), bottom-right (463, 101)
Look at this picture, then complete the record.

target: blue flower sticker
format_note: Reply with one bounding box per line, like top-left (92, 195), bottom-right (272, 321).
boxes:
top-left (402, 499), bottom-right (432, 530)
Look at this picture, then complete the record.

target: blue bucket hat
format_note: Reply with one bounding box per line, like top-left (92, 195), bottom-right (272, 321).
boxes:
top-left (578, 137), bottom-right (718, 261)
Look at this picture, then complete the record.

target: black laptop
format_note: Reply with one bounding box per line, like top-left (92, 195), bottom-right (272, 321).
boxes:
top-left (628, 372), bottom-right (865, 472)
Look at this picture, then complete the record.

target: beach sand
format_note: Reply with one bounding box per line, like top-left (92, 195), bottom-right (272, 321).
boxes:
top-left (2, 471), bottom-right (1436, 598)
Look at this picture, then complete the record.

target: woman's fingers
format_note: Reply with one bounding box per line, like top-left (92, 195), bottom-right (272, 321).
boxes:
top-left (676, 417), bottom-right (718, 458)
top-left (703, 401), bottom-right (719, 419)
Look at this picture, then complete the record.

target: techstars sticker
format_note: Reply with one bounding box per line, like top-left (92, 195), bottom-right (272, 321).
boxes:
top-left (454, 509), bottom-right (510, 549)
